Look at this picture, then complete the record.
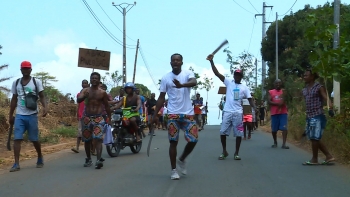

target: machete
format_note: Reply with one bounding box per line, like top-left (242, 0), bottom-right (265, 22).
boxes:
top-left (147, 127), bottom-right (154, 157)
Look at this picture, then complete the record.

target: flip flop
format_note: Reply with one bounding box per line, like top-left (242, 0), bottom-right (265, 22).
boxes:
top-left (271, 144), bottom-right (277, 148)
top-left (218, 153), bottom-right (228, 160)
top-left (302, 161), bottom-right (319, 166)
top-left (281, 146), bottom-right (290, 149)
top-left (234, 155), bottom-right (241, 160)
top-left (71, 148), bottom-right (79, 153)
top-left (321, 158), bottom-right (336, 165)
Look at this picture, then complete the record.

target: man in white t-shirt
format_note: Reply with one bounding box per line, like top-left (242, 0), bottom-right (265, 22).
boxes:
top-left (153, 53), bottom-right (198, 180)
top-left (207, 54), bottom-right (255, 161)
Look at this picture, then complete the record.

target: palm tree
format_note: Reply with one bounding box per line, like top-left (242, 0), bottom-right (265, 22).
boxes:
top-left (0, 45), bottom-right (12, 93)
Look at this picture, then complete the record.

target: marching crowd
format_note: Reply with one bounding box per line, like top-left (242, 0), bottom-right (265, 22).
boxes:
top-left (8, 53), bottom-right (336, 180)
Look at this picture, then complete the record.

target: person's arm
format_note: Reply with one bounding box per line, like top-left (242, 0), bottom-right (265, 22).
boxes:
top-left (102, 92), bottom-right (111, 122)
top-left (173, 78), bottom-right (197, 88)
top-left (111, 97), bottom-right (124, 110)
top-left (77, 88), bottom-right (88, 103)
top-left (248, 98), bottom-right (256, 111)
top-left (9, 94), bottom-right (17, 125)
top-left (135, 96), bottom-right (141, 112)
top-left (267, 93), bottom-right (281, 106)
top-left (319, 86), bottom-right (333, 110)
top-left (207, 54), bottom-right (225, 82)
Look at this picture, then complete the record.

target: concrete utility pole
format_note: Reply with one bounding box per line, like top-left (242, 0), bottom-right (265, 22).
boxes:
top-left (112, 1), bottom-right (136, 85)
top-left (255, 2), bottom-right (273, 100)
top-left (333, 0), bottom-right (340, 112)
top-left (132, 39), bottom-right (139, 84)
top-left (255, 58), bottom-right (258, 89)
top-left (276, 12), bottom-right (278, 80)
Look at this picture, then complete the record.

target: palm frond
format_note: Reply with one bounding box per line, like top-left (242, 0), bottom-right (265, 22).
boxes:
top-left (0, 86), bottom-right (11, 92)
top-left (0, 77), bottom-right (12, 83)
top-left (0, 64), bottom-right (9, 71)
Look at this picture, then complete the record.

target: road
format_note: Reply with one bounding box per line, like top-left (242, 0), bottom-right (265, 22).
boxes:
top-left (0, 125), bottom-right (349, 197)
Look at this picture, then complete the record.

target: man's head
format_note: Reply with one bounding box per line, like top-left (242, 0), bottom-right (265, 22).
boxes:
top-left (20, 61), bottom-right (32, 77)
top-left (90, 72), bottom-right (101, 86)
top-left (170, 53), bottom-right (183, 74)
top-left (119, 88), bottom-right (125, 96)
top-left (151, 93), bottom-right (155, 99)
top-left (135, 88), bottom-right (140, 95)
top-left (274, 79), bottom-right (282, 90)
top-left (200, 97), bottom-right (203, 101)
top-left (101, 84), bottom-right (107, 91)
top-left (233, 69), bottom-right (243, 83)
top-left (82, 79), bottom-right (89, 88)
top-left (124, 82), bottom-right (135, 95)
top-left (196, 93), bottom-right (200, 99)
top-left (303, 69), bottom-right (319, 84)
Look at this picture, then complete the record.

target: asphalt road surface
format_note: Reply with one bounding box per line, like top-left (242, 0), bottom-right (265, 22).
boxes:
top-left (0, 125), bottom-right (349, 197)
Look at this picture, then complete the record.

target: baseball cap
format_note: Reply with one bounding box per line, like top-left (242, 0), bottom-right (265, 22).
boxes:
top-left (234, 69), bottom-right (243, 75)
top-left (20, 61), bottom-right (32, 69)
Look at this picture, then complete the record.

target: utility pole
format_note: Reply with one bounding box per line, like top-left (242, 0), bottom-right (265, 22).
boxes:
top-left (132, 39), bottom-right (140, 84)
top-left (255, 58), bottom-right (258, 89)
top-left (112, 2), bottom-right (136, 85)
top-left (276, 12), bottom-right (278, 80)
top-left (255, 2), bottom-right (273, 100)
top-left (333, 0), bottom-right (340, 112)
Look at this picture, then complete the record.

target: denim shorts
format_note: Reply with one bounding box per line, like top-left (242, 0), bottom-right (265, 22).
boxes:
top-left (306, 114), bottom-right (327, 140)
top-left (14, 114), bottom-right (39, 141)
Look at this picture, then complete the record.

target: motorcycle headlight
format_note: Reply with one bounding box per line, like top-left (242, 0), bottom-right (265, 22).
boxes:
top-left (112, 114), bottom-right (121, 122)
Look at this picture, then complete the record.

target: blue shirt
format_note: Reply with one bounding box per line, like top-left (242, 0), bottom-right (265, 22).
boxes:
top-left (139, 95), bottom-right (145, 114)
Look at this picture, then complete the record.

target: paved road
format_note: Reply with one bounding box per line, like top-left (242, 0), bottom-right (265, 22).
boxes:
top-left (1, 125), bottom-right (349, 197)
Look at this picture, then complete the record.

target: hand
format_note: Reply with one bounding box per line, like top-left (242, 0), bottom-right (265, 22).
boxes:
top-left (173, 79), bottom-right (183, 88)
top-left (328, 109), bottom-right (335, 117)
top-left (42, 107), bottom-right (48, 117)
top-left (9, 116), bottom-right (14, 125)
top-left (206, 54), bottom-right (214, 61)
top-left (151, 114), bottom-right (159, 126)
top-left (131, 109), bottom-right (137, 113)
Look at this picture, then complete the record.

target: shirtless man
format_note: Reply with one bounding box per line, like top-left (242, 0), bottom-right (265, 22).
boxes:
top-left (77, 72), bottom-right (111, 169)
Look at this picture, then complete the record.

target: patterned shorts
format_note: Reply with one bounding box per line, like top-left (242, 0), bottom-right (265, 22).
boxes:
top-left (220, 111), bottom-right (244, 137)
top-left (82, 114), bottom-right (106, 142)
top-left (167, 114), bottom-right (199, 142)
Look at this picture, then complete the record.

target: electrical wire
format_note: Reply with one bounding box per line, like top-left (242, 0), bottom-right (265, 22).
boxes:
top-left (247, 17), bottom-right (256, 52)
top-left (138, 45), bottom-right (158, 88)
top-left (81, 0), bottom-right (136, 49)
top-left (248, 0), bottom-right (260, 13)
top-left (232, 0), bottom-right (255, 15)
top-left (279, 0), bottom-right (297, 16)
top-left (95, 0), bottom-right (138, 44)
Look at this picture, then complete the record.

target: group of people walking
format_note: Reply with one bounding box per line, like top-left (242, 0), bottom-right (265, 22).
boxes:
top-left (8, 54), bottom-right (336, 178)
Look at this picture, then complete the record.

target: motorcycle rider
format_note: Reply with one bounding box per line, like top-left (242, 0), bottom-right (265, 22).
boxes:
top-left (111, 82), bottom-right (142, 142)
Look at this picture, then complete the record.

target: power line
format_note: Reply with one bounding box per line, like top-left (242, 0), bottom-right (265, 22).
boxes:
top-left (138, 45), bottom-right (158, 89)
top-left (232, 0), bottom-right (255, 15)
top-left (95, 0), bottom-right (137, 43)
top-left (279, 0), bottom-right (297, 16)
top-left (247, 17), bottom-right (256, 52)
top-left (81, 0), bottom-right (135, 49)
top-left (248, 0), bottom-right (260, 13)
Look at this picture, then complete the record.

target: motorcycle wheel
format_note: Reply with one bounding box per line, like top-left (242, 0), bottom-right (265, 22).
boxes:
top-left (130, 128), bottom-right (143, 154)
top-left (106, 135), bottom-right (122, 157)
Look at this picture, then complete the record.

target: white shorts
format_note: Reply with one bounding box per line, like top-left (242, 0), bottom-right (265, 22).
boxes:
top-left (220, 111), bottom-right (244, 137)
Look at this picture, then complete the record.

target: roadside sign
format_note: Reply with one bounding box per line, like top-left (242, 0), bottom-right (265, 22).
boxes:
top-left (78, 48), bottom-right (111, 71)
top-left (218, 86), bottom-right (226, 94)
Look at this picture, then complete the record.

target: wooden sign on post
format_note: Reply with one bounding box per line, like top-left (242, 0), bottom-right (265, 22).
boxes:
top-left (78, 48), bottom-right (111, 71)
top-left (218, 86), bottom-right (226, 94)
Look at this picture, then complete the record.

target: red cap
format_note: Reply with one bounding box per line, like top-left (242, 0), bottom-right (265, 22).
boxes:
top-left (234, 69), bottom-right (243, 75)
top-left (21, 61), bottom-right (32, 68)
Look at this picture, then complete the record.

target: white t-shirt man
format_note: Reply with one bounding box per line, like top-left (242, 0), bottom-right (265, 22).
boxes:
top-left (159, 70), bottom-right (194, 115)
top-left (223, 78), bottom-right (251, 113)
top-left (11, 77), bottom-right (44, 115)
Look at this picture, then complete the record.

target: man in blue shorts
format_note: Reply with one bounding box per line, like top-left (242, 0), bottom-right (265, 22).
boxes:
top-left (153, 53), bottom-right (199, 180)
top-left (9, 61), bottom-right (48, 172)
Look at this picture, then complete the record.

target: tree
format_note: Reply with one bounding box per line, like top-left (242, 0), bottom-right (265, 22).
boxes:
top-left (135, 83), bottom-right (152, 98)
top-left (200, 75), bottom-right (214, 101)
top-left (188, 66), bottom-right (202, 94)
top-left (0, 45), bottom-right (12, 93)
top-left (33, 71), bottom-right (58, 89)
top-left (106, 70), bottom-right (123, 88)
top-left (224, 49), bottom-right (257, 89)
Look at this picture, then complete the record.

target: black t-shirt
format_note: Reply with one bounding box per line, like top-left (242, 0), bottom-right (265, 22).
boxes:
top-left (146, 98), bottom-right (157, 115)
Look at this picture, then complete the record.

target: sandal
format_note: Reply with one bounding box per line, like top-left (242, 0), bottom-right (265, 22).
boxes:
top-left (271, 144), bottom-right (277, 148)
top-left (302, 161), bottom-right (319, 166)
top-left (281, 145), bottom-right (290, 149)
top-left (234, 155), bottom-right (241, 160)
top-left (321, 158), bottom-right (335, 165)
top-left (218, 153), bottom-right (228, 160)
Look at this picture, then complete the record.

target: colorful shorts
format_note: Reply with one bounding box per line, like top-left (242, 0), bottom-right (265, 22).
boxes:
top-left (82, 114), bottom-right (106, 142)
top-left (167, 114), bottom-right (199, 142)
top-left (305, 114), bottom-right (327, 141)
top-left (220, 111), bottom-right (244, 137)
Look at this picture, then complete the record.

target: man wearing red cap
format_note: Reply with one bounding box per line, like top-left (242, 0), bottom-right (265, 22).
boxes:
top-left (207, 54), bottom-right (255, 161)
top-left (9, 61), bottom-right (48, 172)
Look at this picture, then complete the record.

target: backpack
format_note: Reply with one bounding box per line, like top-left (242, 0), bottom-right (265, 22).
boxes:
top-left (16, 77), bottom-right (39, 110)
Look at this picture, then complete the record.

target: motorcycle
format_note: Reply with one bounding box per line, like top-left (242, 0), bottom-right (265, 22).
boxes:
top-left (106, 106), bottom-right (143, 157)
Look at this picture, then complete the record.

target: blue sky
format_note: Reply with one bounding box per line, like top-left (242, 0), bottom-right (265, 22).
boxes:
top-left (0, 0), bottom-right (345, 125)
